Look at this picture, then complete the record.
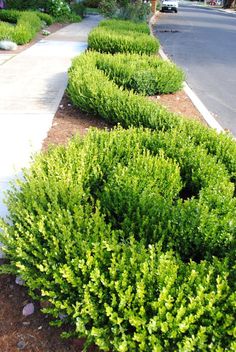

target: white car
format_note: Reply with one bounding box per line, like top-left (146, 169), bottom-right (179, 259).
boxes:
top-left (160, 0), bottom-right (178, 13)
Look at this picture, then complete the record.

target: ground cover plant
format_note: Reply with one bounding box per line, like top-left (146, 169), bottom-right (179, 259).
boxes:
top-left (0, 9), bottom-right (53, 44)
top-left (0, 127), bottom-right (235, 351)
top-left (88, 19), bottom-right (159, 55)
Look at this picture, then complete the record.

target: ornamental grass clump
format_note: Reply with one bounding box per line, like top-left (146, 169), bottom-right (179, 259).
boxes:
top-left (88, 19), bottom-right (159, 55)
top-left (0, 127), bottom-right (235, 351)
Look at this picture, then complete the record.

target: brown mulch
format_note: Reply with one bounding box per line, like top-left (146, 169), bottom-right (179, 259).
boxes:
top-left (0, 24), bottom-right (207, 351)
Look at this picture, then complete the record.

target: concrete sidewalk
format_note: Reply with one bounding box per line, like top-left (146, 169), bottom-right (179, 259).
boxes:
top-left (0, 15), bottom-right (102, 220)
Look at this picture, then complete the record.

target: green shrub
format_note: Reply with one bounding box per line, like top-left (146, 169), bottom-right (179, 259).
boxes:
top-left (5, 0), bottom-right (47, 11)
top-left (88, 27), bottom-right (159, 55)
top-left (67, 51), bottom-right (236, 183)
top-left (99, 18), bottom-right (150, 34)
top-left (53, 13), bottom-right (81, 23)
top-left (0, 9), bottom-right (19, 23)
top-left (117, 1), bottom-right (151, 21)
top-left (0, 21), bottom-right (14, 41)
top-left (0, 128), bottom-right (235, 351)
top-left (70, 2), bottom-right (86, 18)
top-left (88, 19), bottom-right (159, 55)
top-left (36, 12), bottom-right (54, 25)
top-left (0, 10), bottom-right (41, 44)
top-left (0, 9), bottom-right (53, 26)
top-left (47, 0), bottom-right (71, 17)
top-left (99, 0), bottom-right (118, 17)
top-left (95, 52), bottom-right (184, 94)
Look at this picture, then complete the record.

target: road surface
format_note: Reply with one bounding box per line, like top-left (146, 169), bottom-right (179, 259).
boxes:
top-left (153, 4), bottom-right (236, 135)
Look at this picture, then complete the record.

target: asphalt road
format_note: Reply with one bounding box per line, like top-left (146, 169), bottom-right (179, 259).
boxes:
top-left (153, 4), bottom-right (236, 136)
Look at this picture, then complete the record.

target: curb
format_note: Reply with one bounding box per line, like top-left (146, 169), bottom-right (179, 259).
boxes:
top-left (149, 15), bottom-right (225, 133)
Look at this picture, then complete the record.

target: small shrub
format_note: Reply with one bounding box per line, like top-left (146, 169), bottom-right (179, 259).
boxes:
top-left (36, 12), bottom-right (54, 25)
top-left (95, 52), bottom-right (184, 94)
top-left (117, 1), bottom-right (151, 21)
top-left (70, 2), bottom-right (86, 18)
top-left (54, 13), bottom-right (81, 23)
top-left (88, 27), bottom-right (159, 55)
top-left (0, 10), bottom-right (41, 44)
top-left (99, 0), bottom-right (118, 17)
top-left (0, 22), bottom-right (14, 41)
top-left (88, 19), bottom-right (158, 55)
top-left (5, 0), bottom-right (47, 11)
top-left (0, 9), bottom-right (19, 23)
top-left (0, 127), bottom-right (235, 351)
top-left (99, 18), bottom-right (150, 34)
top-left (46, 0), bottom-right (71, 17)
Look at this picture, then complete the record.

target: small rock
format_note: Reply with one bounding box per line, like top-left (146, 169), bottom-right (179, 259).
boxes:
top-left (22, 321), bottom-right (30, 326)
top-left (67, 103), bottom-right (71, 107)
top-left (42, 29), bottom-right (51, 36)
top-left (15, 276), bottom-right (25, 286)
top-left (22, 303), bottom-right (35, 316)
top-left (59, 104), bottom-right (64, 109)
top-left (17, 340), bottom-right (26, 350)
top-left (156, 95), bottom-right (160, 100)
top-left (38, 325), bottom-right (42, 330)
top-left (0, 40), bottom-right (17, 51)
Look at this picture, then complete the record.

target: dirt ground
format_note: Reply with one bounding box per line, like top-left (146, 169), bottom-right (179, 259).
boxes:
top-left (0, 19), bottom-right (206, 352)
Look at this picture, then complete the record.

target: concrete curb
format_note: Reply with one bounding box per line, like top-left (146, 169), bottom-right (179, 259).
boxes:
top-left (149, 15), bottom-right (225, 133)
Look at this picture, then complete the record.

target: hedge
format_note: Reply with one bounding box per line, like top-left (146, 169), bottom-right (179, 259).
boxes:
top-left (0, 9), bottom-right (53, 44)
top-left (88, 19), bottom-right (159, 55)
top-left (0, 127), bottom-right (235, 351)
top-left (95, 51), bottom-right (184, 95)
top-left (67, 51), bottom-right (236, 182)
top-left (98, 19), bottom-right (151, 34)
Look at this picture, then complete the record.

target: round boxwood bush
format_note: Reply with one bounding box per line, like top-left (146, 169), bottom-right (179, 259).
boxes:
top-left (1, 127), bottom-right (235, 351)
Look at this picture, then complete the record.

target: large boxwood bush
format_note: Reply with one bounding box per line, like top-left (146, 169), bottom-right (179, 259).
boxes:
top-left (0, 127), bottom-right (235, 351)
top-left (88, 19), bottom-right (159, 55)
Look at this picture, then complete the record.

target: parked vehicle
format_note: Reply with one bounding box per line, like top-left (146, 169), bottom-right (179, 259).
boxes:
top-left (160, 0), bottom-right (178, 13)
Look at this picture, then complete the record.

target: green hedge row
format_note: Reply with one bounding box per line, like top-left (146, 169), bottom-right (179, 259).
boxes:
top-left (88, 19), bottom-right (159, 55)
top-left (67, 51), bottom-right (236, 182)
top-left (99, 19), bottom-right (151, 34)
top-left (0, 10), bottom-right (53, 44)
top-left (0, 9), bottom-right (53, 25)
top-left (1, 16), bottom-right (236, 352)
top-left (1, 128), bottom-right (235, 351)
top-left (95, 51), bottom-right (184, 95)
